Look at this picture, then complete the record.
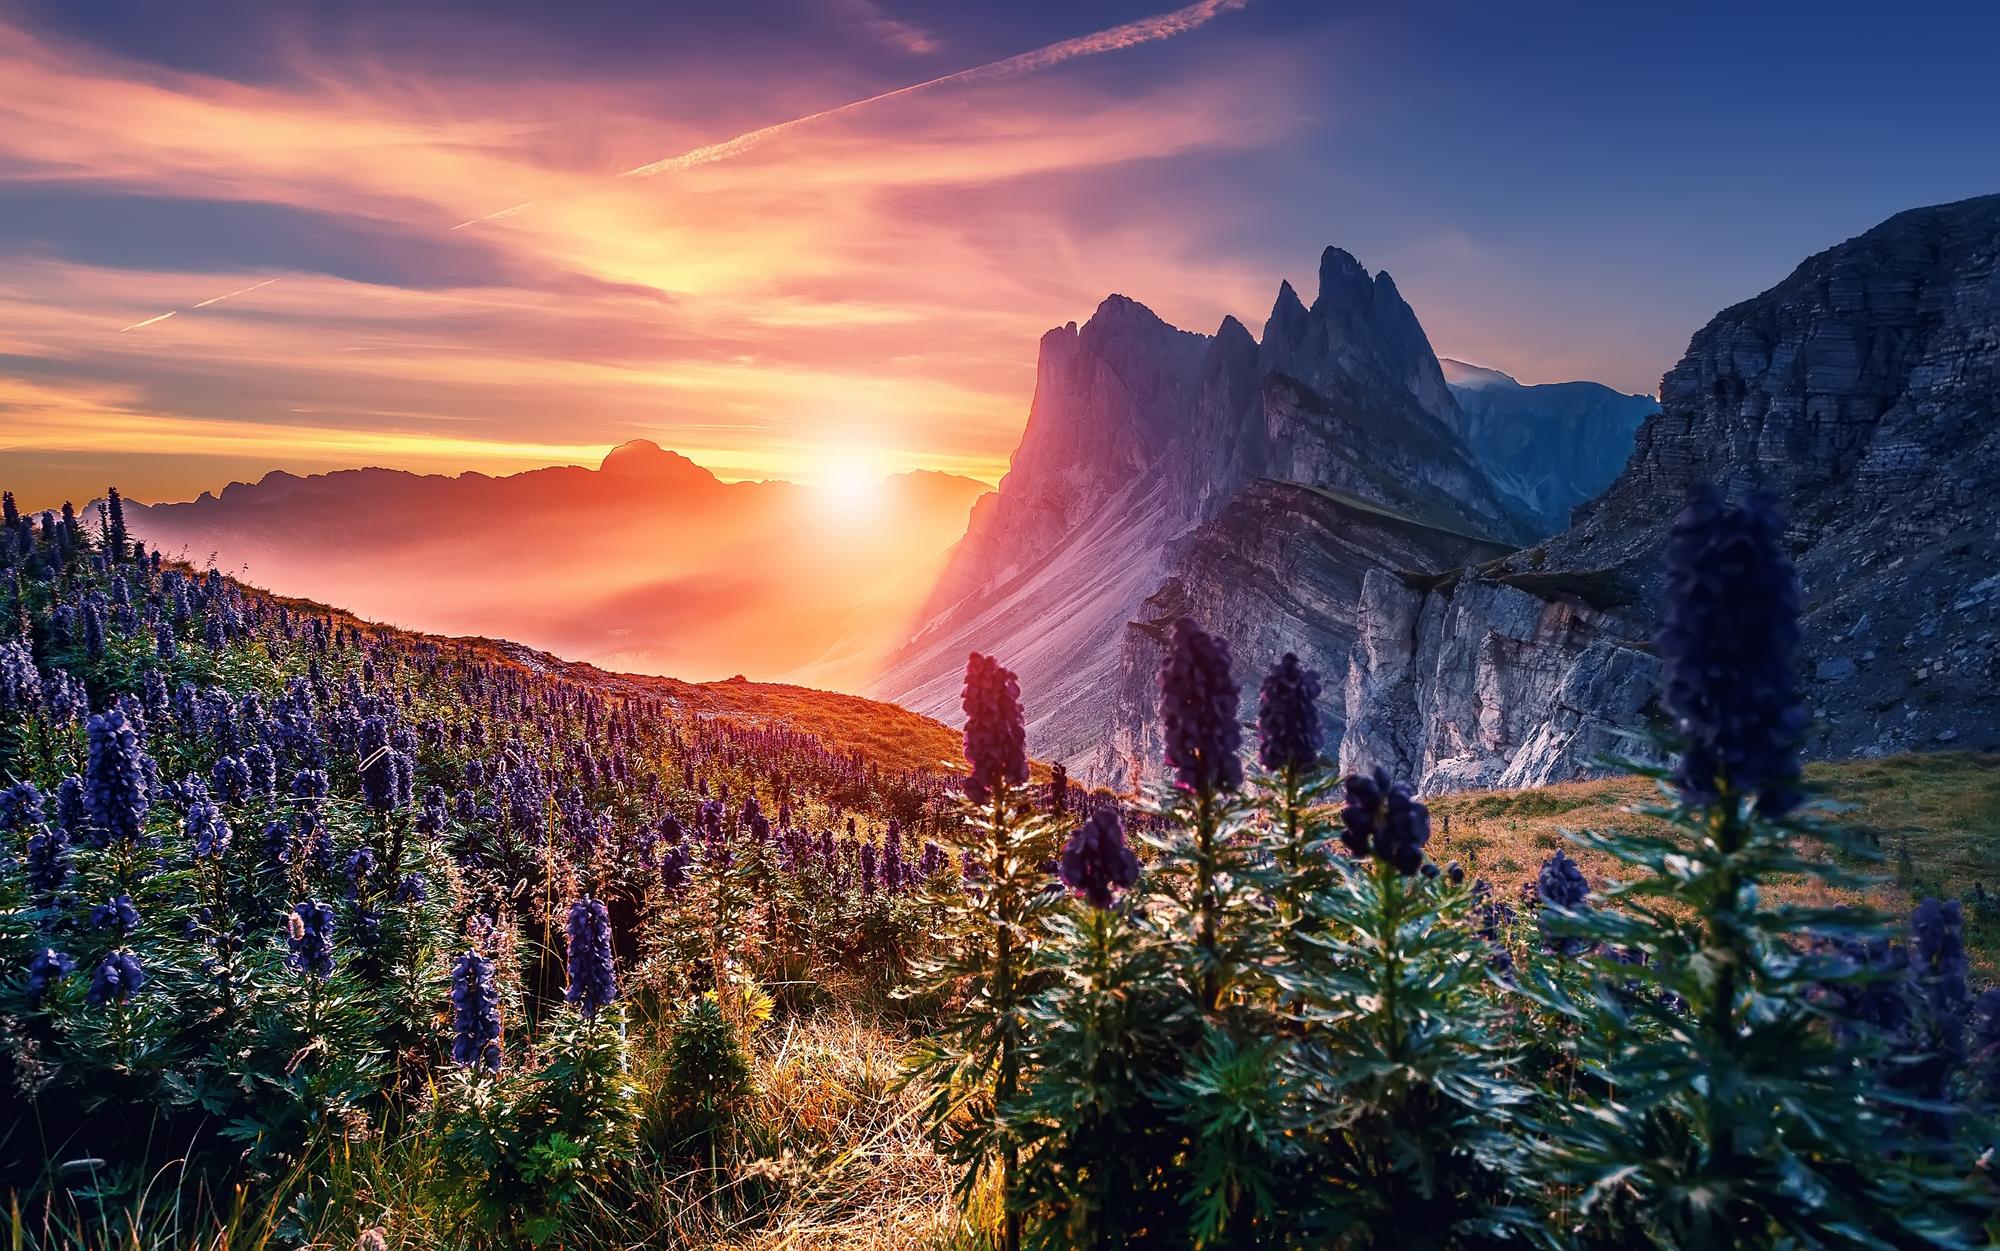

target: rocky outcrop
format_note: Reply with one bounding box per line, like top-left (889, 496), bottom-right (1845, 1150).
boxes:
top-left (1342, 569), bottom-right (1660, 792)
top-left (1090, 481), bottom-right (1511, 789)
top-left (873, 246), bottom-right (1540, 779)
top-left (1344, 194), bottom-right (2000, 789)
top-left (1440, 359), bottom-right (1657, 532)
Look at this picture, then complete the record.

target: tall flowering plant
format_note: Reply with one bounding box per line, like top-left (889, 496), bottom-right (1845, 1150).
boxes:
top-left (1286, 770), bottom-right (1534, 1244)
top-left (1132, 619), bottom-right (1296, 1244)
top-left (1019, 806), bottom-right (1187, 1249)
top-left (1255, 653), bottom-right (1339, 961)
top-left (910, 652), bottom-right (1054, 1251)
top-left (1527, 485), bottom-right (1988, 1245)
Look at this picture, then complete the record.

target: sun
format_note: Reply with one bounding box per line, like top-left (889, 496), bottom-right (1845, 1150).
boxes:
top-left (814, 449), bottom-right (888, 516)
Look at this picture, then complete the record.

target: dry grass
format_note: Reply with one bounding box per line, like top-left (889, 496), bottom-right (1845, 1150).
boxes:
top-left (691, 681), bottom-right (963, 776)
top-left (1426, 751), bottom-right (2000, 972)
top-left (711, 1010), bottom-right (961, 1251)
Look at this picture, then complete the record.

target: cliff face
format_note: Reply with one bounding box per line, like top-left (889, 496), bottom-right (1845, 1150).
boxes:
top-left (872, 246), bottom-right (1541, 778)
top-left (1091, 481), bottom-right (1511, 789)
top-left (1440, 359), bottom-right (1657, 533)
top-left (1344, 194), bottom-right (2000, 790)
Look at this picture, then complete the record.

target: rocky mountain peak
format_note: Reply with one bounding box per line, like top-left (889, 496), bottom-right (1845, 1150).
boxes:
top-left (880, 240), bottom-right (1547, 775)
top-left (1345, 193), bottom-right (2000, 793)
top-left (1314, 245), bottom-right (1375, 312)
top-left (598, 439), bottom-right (713, 483)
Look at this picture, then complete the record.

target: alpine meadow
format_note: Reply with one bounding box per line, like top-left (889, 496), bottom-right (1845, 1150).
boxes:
top-left (3, 2), bottom-right (2000, 1248)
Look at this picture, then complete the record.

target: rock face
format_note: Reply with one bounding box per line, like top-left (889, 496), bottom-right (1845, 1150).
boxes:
top-left (1439, 359), bottom-right (1657, 532)
top-left (1090, 481), bottom-right (1511, 789)
top-left (874, 246), bottom-right (1547, 778)
top-left (1345, 194), bottom-right (2000, 790)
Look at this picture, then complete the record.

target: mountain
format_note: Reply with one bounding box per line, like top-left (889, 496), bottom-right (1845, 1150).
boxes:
top-left (128, 441), bottom-right (986, 691)
top-left (1346, 193), bottom-right (2000, 790)
top-left (1438, 358), bottom-right (1658, 532)
top-left (873, 246), bottom-right (1558, 781)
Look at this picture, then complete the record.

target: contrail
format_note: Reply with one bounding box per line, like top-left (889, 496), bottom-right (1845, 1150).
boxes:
top-left (617, 0), bottom-right (1250, 178)
top-left (124, 0), bottom-right (1251, 330)
top-left (120, 275), bottom-right (282, 331)
top-left (190, 276), bottom-right (282, 308)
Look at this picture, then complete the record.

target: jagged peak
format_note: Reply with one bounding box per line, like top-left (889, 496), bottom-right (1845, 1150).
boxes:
top-left (1084, 292), bottom-right (1171, 332)
top-left (1271, 278), bottom-right (1305, 319)
top-left (1213, 314), bottom-right (1256, 350)
top-left (1315, 246), bottom-right (1373, 310)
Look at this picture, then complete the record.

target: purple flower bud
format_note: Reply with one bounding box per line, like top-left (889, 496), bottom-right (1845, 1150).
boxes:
top-left (287, 899), bottom-right (337, 977)
top-left (90, 894), bottom-right (140, 937)
top-left (1535, 850), bottom-right (1593, 956)
top-left (85, 708), bottom-right (150, 848)
top-left (564, 897), bottom-right (617, 1017)
top-left (25, 827), bottom-right (71, 897)
top-left (1160, 619), bottom-right (1242, 795)
top-left (27, 947), bottom-right (75, 1003)
top-left (186, 797), bottom-right (232, 859)
top-left (1058, 808), bottom-right (1139, 909)
top-left (1656, 485), bottom-right (1807, 817)
top-left (960, 653), bottom-right (1028, 805)
top-left (1256, 653), bottom-right (1322, 775)
top-left (450, 950), bottom-right (503, 1070)
top-left (88, 950), bottom-right (146, 1005)
top-left (1338, 768), bottom-right (1429, 874)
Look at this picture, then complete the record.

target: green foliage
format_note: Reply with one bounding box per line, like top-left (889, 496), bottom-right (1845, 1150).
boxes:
top-left (429, 1009), bottom-right (640, 1248)
top-left (1291, 857), bottom-right (1535, 1247)
top-left (651, 992), bottom-right (756, 1160)
top-left (1017, 901), bottom-right (1183, 1249)
top-left (1524, 772), bottom-right (1993, 1248)
top-left (907, 782), bottom-right (1060, 1249)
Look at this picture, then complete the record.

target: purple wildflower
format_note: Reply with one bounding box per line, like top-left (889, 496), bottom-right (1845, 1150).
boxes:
top-left (90, 894), bottom-right (140, 938)
top-left (1338, 768), bottom-right (1430, 875)
top-left (88, 950), bottom-right (145, 1005)
top-left (450, 950), bottom-right (503, 1071)
top-left (1256, 653), bottom-right (1322, 775)
top-left (1656, 484), bottom-right (1807, 817)
top-left (564, 897), bottom-right (618, 1018)
top-left (287, 900), bottom-right (337, 977)
top-left (26, 947), bottom-right (75, 1003)
top-left (85, 707), bottom-right (150, 848)
top-left (1160, 618), bottom-right (1242, 795)
top-left (1536, 851), bottom-right (1593, 956)
top-left (1058, 807), bottom-right (1140, 909)
top-left (961, 653), bottom-right (1028, 805)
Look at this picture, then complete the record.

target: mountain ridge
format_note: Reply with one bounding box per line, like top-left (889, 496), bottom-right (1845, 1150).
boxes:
top-left (872, 243), bottom-right (1568, 781)
top-left (128, 441), bottom-right (987, 691)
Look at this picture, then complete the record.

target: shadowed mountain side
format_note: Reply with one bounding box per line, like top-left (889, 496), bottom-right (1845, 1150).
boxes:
top-left (872, 245), bottom-right (1549, 780)
top-left (1348, 193), bottom-right (2000, 790)
top-left (1439, 358), bottom-right (1657, 532)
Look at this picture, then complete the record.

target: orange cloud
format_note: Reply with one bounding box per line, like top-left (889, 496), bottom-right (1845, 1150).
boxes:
top-left (0, 6), bottom-right (1303, 509)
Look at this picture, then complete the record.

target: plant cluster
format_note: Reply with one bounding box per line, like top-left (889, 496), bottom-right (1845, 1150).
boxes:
top-left (911, 487), bottom-right (2000, 1249)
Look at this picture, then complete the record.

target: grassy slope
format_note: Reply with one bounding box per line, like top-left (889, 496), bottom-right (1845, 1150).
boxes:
top-left (1428, 752), bottom-right (2000, 971)
top-left (247, 587), bottom-right (964, 779)
top-left (693, 677), bottom-right (963, 775)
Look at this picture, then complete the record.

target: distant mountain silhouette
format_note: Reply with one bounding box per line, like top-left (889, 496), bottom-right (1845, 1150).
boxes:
top-left (1437, 358), bottom-right (1656, 531)
top-left (129, 442), bottom-right (985, 689)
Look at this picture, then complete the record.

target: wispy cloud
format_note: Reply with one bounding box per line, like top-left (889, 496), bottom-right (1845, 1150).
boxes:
top-left (0, 1), bottom-right (1294, 507)
top-left (832, 0), bottom-right (941, 56)
top-left (623, 0), bottom-right (1248, 177)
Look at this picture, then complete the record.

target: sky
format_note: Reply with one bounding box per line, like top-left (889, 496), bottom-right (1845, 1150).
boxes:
top-left (3, 0), bottom-right (1996, 511)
